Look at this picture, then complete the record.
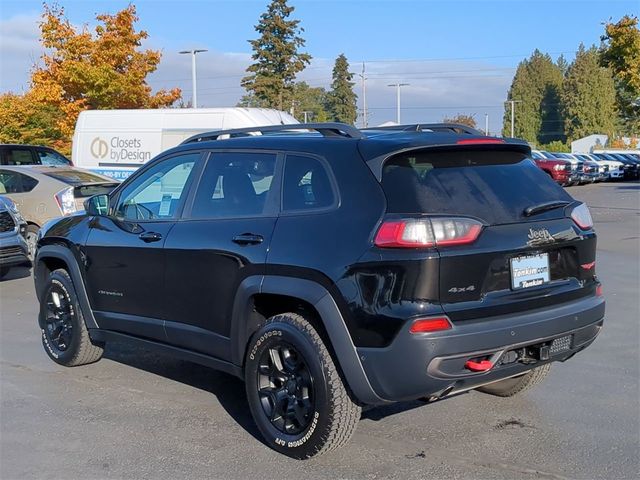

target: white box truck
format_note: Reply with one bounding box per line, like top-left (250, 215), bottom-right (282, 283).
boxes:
top-left (71, 108), bottom-right (298, 180)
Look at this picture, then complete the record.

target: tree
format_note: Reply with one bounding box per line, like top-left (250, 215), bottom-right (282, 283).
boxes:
top-left (241, 0), bottom-right (311, 111)
top-left (0, 4), bottom-right (181, 155)
top-left (600, 15), bottom-right (640, 133)
top-left (561, 44), bottom-right (618, 141)
top-left (0, 93), bottom-right (66, 150)
top-left (291, 82), bottom-right (328, 122)
top-left (443, 113), bottom-right (477, 128)
top-left (326, 54), bottom-right (357, 124)
top-left (502, 50), bottom-right (564, 143)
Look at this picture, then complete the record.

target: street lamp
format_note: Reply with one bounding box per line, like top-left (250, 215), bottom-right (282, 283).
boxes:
top-left (179, 49), bottom-right (208, 108)
top-left (387, 83), bottom-right (410, 124)
top-left (505, 100), bottom-right (522, 137)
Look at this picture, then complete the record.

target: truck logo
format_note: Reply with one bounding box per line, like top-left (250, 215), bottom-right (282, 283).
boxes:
top-left (527, 227), bottom-right (554, 242)
top-left (90, 137), bottom-right (109, 159)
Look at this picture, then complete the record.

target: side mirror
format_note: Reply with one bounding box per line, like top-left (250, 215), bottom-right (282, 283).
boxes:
top-left (84, 194), bottom-right (109, 216)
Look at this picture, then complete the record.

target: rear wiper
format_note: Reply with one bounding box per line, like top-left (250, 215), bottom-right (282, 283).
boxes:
top-left (523, 200), bottom-right (571, 217)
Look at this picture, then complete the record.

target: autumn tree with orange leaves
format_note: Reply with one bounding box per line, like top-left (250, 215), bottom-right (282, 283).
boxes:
top-left (0, 4), bottom-right (180, 155)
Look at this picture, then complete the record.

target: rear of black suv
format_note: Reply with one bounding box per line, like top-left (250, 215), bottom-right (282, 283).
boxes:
top-left (347, 139), bottom-right (604, 402)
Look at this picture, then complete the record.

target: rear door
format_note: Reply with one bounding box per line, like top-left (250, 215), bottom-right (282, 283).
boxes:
top-left (162, 150), bottom-right (280, 360)
top-left (380, 147), bottom-right (597, 322)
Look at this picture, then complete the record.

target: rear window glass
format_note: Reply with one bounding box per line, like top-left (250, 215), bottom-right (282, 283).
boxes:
top-left (42, 169), bottom-right (111, 185)
top-left (381, 149), bottom-right (572, 225)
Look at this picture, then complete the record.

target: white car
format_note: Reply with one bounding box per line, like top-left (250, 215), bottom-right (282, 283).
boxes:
top-left (580, 153), bottom-right (624, 180)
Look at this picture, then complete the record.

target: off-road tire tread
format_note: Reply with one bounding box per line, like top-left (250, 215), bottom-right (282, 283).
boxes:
top-left (47, 269), bottom-right (103, 366)
top-left (263, 313), bottom-right (361, 458)
top-left (478, 363), bottom-right (551, 397)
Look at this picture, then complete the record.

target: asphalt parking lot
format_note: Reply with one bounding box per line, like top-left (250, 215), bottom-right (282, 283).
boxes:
top-left (1, 181), bottom-right (638, 480)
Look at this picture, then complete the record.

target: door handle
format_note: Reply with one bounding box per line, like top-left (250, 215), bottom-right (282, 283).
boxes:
top-left (232, 233), bottom-right (264, 245)
top-left (139, 231), bottom-right (163, 243)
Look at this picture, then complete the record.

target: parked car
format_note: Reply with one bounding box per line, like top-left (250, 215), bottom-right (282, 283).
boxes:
top-left (0, 196), bottom-right (30, 279)
top-left (530, 150), bottom-right (577, 186)
top-left (577, 153), bottom-right (623, 181)
top-left (594, 153), bottom-right (639, 180)
top-left (568, 154), bottom-right (600, 183)
top-left (0, 144), bottom-right (72, 166)
top-left (34, 123), bottom-right (604, 459)
top-left (0, 166), bottom-right (118, 257)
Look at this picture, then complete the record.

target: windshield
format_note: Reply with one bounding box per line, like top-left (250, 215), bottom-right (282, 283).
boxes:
top-left (43, 169), bottom-right (114, 185)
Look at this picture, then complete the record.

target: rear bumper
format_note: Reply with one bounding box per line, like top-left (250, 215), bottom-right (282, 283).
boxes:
top-left (357, 295), bottom-right (604, 403)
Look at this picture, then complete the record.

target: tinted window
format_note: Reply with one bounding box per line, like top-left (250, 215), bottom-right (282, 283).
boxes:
top-left (0, 170), bottom-right (38, 193)
top-left (382, 150), bottom-right (572, 225)
top-left (4, 148), bottom-right (35, 165)
top-left (190, 152), bottom-right (276, 218)
top-left (115, 153), bottom-right (199, 221)
top-left (37, 149), bottom-right (71, 166)
top-left (282, 155), bottom-right (334, 211)
top-left (43, 169), bottom-right (112, 185)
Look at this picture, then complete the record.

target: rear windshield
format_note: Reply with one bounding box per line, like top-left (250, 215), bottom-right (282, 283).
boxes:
top-left (42, 169), bottom-right (113, 185)
top-left (381, 149), bottom-right (572, 225)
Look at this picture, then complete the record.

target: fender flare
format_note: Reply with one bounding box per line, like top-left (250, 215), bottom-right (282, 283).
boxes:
top-left (34, 245), bottom-right (99, 330)
top-left (230, 275), bottom-right (390, 405)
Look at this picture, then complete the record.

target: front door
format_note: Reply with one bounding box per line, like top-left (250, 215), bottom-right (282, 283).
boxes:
top-left (162, 151), bottom-right (280, 359)
top-left (83, 152), bottom-right (202, 341)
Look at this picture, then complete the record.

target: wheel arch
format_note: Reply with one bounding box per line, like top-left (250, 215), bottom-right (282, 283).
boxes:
top-left (231, 275), bottom-right (390, 406)
top-left (34, 245), bottom-right (98, 330)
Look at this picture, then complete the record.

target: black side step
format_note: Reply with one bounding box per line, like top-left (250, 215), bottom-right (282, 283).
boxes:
top-left (89, 329), bottom-right (243, 379)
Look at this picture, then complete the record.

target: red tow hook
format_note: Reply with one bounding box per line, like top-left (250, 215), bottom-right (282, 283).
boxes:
top-left (465, 359), bottom-right (493, 372)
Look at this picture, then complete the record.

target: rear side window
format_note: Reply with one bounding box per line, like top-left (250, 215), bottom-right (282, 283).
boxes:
top-left (282, 155), bottom-right (335, 211)
top-left (190, 152), bottom-right (277, 218)
top-left (3, 148), bottom-right (36, 165)
top-left (0, 170), bottom-right (38, 193)
top-left (382, 149), bottom-right (572, 225)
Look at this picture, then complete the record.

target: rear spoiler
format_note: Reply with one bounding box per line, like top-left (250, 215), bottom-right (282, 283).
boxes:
top-left (364, 140), bottom-right (532, 182)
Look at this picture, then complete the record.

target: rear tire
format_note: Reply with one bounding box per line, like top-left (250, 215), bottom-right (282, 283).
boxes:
top-left (39, 268), bottom-right (103, 366)
top-left (476, 364), bottom-right (551, 397)
top-left (244, 312), bottom-right (361, 459)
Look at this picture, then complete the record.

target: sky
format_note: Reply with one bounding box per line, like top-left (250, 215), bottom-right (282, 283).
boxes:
top-left (0, 0), bottom-right (638, 133)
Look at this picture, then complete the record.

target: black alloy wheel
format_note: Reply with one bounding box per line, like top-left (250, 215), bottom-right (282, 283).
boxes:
top-left (43, 284), bottom-right (75, 353)
top-left (257, 342), bottom-right (315, 435)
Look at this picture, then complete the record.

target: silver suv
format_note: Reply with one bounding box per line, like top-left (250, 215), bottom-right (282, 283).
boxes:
top-left (0, 196), bottom-right (30, 279)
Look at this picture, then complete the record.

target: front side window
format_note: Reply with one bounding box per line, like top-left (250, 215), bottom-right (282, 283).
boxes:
top-left (37, 149), bottom-right (71, 166)
top-left (190, 152), bottom-right (277, 218)
top-left (115, 153), bottom-right (200, 221)
top-left (282, 155), bottom-right (335, 211)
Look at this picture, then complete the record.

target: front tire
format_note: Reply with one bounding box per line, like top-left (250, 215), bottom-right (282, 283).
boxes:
top-left (476, 364), bottom-right (551, 397)
top-left (244, 313), bottom-right (361, 459)
top-left (39, 268), bottom-right (103, 366)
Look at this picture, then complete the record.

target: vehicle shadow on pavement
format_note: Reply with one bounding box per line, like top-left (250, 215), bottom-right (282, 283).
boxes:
top-left (0, 266), bottom-right (32, 282)
top-left (102, 342), bottom-right (264, 444)
top-left (615, 184), bottom-right (640, 190)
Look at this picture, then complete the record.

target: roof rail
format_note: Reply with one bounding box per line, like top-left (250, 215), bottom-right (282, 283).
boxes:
top-left (363, 123), bottom-right (483, 136)
top-left (181, 122), bottom-right (364, 144)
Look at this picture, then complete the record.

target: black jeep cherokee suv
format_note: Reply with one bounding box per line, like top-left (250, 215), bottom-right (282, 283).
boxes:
top-left (34, 123), bottom-right (605, 459)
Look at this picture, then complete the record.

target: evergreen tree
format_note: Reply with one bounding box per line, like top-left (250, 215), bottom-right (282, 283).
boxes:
top-left (561, 44), bottom-right (618, 141)
top-left (241, 0), bottom-right (311, 111)
top-left (600, 15), bottom-right (640, 133)
top-left (502, 50), bottom-right (564, 143)
top-left (326, 54), bottom-right (357, 124)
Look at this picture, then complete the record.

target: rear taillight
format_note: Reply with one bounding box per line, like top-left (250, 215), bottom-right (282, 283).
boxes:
top-left (571, 203), bottom-right (593, 230)
top-left (596, 284), bottom-right (603, 297)
top-left (409, 317), bottom-right (452, 333)
top-left (54, 186), bottom-right (77, 216)
top-left (375, 217), bottom-right (483, 248)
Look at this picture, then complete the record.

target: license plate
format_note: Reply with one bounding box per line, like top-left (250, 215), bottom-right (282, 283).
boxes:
top-left (510, 253), bottom-right (550, 289)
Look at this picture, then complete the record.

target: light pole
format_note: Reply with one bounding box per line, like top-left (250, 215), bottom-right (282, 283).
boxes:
top-left (387, 82), bottom-right (410, 124)
top-left (358, 62), bottom-right (368, 128)
top-left (179, 49), bottom-right (207, 108)
top-left (505, 100), bottom-right (521, 137)
top-left (302, 111), bottom-right (313, 123)
top-left (484, 113), bottom-right (489, 135)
